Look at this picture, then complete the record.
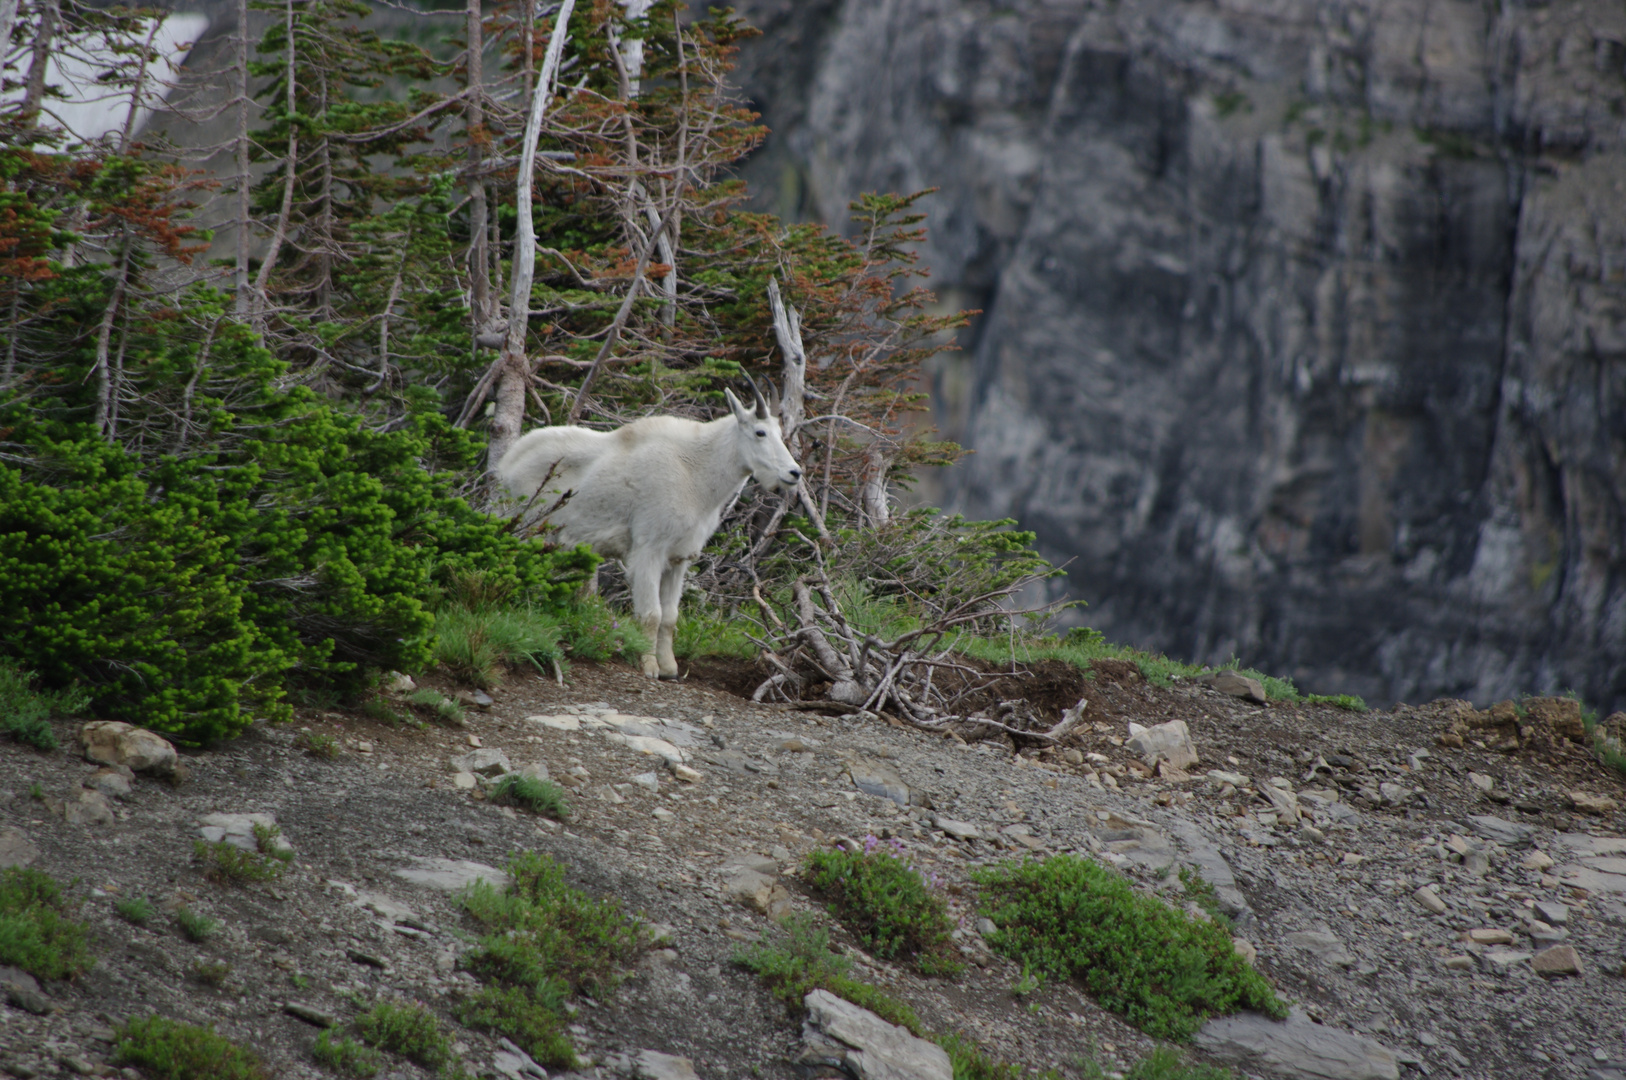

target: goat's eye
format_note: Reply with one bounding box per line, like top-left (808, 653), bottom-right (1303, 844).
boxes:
top-left (756, 430), bottom-right (766, 437)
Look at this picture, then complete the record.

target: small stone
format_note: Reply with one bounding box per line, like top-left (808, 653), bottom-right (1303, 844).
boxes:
top-left (1413, 886), bottom-right (1448, 914)
top-left (799, 989), bottom-right (953, 1080)
top-left (450, 771), bottom-right (478, 790)
top-left (1532, 944), bottom-right (1583, 976)
top-left (467, 734), bottom-right (483, 747)
top-left (77, 721), bottom-right (177, 774)
top-left (633, 1049), bottom-right (700, 1080)
top-left (1285, 930), bottom-right (1353, 966)
top-left (354, 740), bottom-right (373, 754)
top-left (1200, 671), bottom-right (1268, 705)
top-left (527, 714), bottom-right (581, 731)
top-left (651, 807), bottom-right (676, 822)
top-left (1062, 749), bottom-right (1084, 765)
top-left (1569, 791), bottom-right (1619, 815)
top-left (198, 812), bottom-right (290, 853)
top-left (1467, 772), bottom-right (1495, 792)
top-left (1341, 853), bottom-right (1365, 867)
top-left (1467, 928), bottom-right (1514, 945)
top-left (1125, 719), bottom-right (1199, 770)
top-left (450, 748), bottom-right (511, 777)
top-left (670, 764), bottom-right (703, 783)
top-left (1523, 850), bottom-right (1555, 871)
top-left (514, 762), bottom-right (550, 783)
top-left (0, 966), bottom-right (50, 1014)
top-left (1232, 937), bottom-right (1257, 964)
top-left (1466, 814), bottom-right (1534, 847)
top-left (1533, 900), bottom-right (1569, 925)
top-left (456, 689), bottom-right (496, 710)
top-left (1464, 849), bottom-right (1491, 877)
top-left (1378, 782), bottom-right (1413, 807)
top-left (1416, 1033), bottom-right (1439, 1047)
top-left (631, 772), bottom-right (661, 793)
top-left (284, 1002), bottom-right (338, 1028)
top-left (1442, 955), bottom-right (1474, 971)
top-left (83, 766), bottom-right (134, 798)
top-left (1300, 824), bottom-right (1326, 845)
top-left (1481, 949), bottom-right (1533, 972)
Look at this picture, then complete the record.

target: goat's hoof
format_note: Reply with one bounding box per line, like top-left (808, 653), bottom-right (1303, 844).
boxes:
top-left (658, 665), bottom-right (680, 680)
top-left (640, 655), bottom-right (661, 679)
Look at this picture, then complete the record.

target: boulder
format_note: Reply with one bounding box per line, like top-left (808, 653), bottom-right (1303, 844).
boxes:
top-left (450, 748), bottom-right (512, 778)
top-left (1125, 719), bottom-right (1199, 770)
top-left (77, 721), bottom-right (177, 774)
top-left (1194, 1007), bottom-right (1400, 1080)
top-left (1524, 697), bottom-right (1587, 743)
top-left (1199, 671), bottom-right (1268, 704)
top-left (61, 788), bottom-right (114, 826)
top-left (799, 989), bottom-right (953, 1080)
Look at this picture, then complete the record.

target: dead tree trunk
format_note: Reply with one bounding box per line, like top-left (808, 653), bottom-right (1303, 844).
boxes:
top-left (233, 0), bottom-right (251, 313)
top-left (486, 0), bottom-right (575, 476)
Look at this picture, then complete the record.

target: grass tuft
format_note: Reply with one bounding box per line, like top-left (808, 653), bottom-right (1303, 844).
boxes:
top-left (407, 689), bottom-right (466, 726)
top-left (973, 855), bottom-right (1284, 1040)
top-left (733, 913), bottom-right (924, 1035)
top-left (1303, 693), bottom-right (1368, 712)
top-left (456, 851), bottom-right (643, 1068)
top-left (0, 658), bottom-right (88, 750)
top-left (300, 731), bottom-right (342, 759)
top-left (175, 905), bottom-right (218, 942)
top-left (434, 604), bottom-right (564, 689)
top-left (113, 1016), bottom-right (266, 1080)
top-left (359, 696), bottom-right (418, 728)
top-left (0, 867), bottom-right (92, 980)
top-left (312, 1030), bottom-right (385, 1077)
top-left (556, 596), bottom-right (651, 665)
top-left (190, 959), bottom-right (231, 986)
top-left (488, 773), bottom-right (571, 820)
top-left (803, 841), bottom-right (961, 976)
top-left (116, 895), bottom-right (155, 925)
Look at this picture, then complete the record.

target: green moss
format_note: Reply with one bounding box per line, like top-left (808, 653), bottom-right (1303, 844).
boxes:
top-left (0, 867), bottom-right (92, 980)
top-left (973, 856), bottom-right (1285, 1040)
top-left (113, 1016), bottom-right (266, 1080)
top-left (803, 844), bottom-right (961, 976)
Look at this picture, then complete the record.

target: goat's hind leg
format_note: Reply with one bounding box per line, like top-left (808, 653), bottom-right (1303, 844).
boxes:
top-left (656, 560), bottom-right (686, 679)
top-left (626, 551), bottom-right (665, 679)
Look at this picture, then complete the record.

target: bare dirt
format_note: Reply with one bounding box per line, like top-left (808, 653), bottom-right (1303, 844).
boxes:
top-left (4, 657), bottom-right (1626, 1080)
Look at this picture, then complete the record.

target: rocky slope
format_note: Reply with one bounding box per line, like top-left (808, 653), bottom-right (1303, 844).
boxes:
top-left (5, 661), bottom-right (1626, 1080)
top-left (722, 0), bottom-right (1626, 714)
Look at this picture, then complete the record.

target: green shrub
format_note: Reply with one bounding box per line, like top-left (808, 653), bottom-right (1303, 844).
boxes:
top-left (359, 697), bottom-right (416, 728)
top-left (938, 1033), bottom-right (1060, 1080)
top-left (0, 659), bottom-right (88, 750)
top-left (972, 856), bottom-right (1284, 1040)
top-left (113, 1016), bottom-right (266, 1080)
top-left (191, 959), bottom-right (231, 986)
top-left (301, 731), bottom-right (342, 759)
top-left (456, 852), bottom-right (643, 1065)
top-left (354, 999), bottom-right (457, 1071)
top-left (0, 867), bottom-right (92, 979)
top-left (312, 1030), bottom-right (385, 1077)
top-left (488, 774), bottom-right (571, 820)
top-left (1303, 693), bottom-right (1368, 712)
top-left (733, 913), bottom-right (923, 1034)
top-left (175, 906), bottom-right (219, 942)
top-left (0, 360), bottom-right (596, 747)
top-left (408, 688), bottom-right (466, 726)
top-left (803, 842), bottom-right (961, 976)
top-left (194, 840), bottom-right (286, 885)
top-left (115, 895), bottom-right (155, 925)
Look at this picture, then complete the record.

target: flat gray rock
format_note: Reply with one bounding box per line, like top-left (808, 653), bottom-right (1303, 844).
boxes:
top-left (198, 812), bottom-right (291, 853)
top-left (391, 857), bottom-right (511, 893)
top-left (1125, 719), bottom-right (1199, 769)
top-left (933, 817), bottom-right (981, 841)
top-left (800, 989), bottom-right (952, 1080)
top-left (1285, 930), bottom-right (1354, 967)
top-left (633, 1050), bottom-right (700, 1080)
top-left (1466, 815), bottom-right (1534, 847)
top-left (1194, 1007), bottom-right (1399, 1080)
top-left (849, 757), bottom-right (910, 807)
top-left (450, 748), bottom-right (512, 777)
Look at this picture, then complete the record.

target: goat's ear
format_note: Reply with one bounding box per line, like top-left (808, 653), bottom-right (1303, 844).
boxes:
top-left (723, 387), bottom-right (750, 422)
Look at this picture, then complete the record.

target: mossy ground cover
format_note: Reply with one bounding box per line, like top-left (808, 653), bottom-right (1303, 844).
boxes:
top-left (0, 867), bottom-right (92, 980)
top-left (973, 855), bottom-right (1284, 1040)
top-left (455, 852), bottom-right (644, 1068)
top-left (803, 840), bottom-right (961, 975)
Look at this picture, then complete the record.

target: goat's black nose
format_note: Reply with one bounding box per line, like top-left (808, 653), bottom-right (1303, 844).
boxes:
top-left (788, 468), bottom-right (802, 480)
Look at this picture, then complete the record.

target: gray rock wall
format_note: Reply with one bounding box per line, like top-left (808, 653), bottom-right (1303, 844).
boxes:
top-left (725, 0), bottom-right (1626, 711)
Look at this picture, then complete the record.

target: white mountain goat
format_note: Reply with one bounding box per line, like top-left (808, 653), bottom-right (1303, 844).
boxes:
top-left (496, 382), bottom-right (801, 678)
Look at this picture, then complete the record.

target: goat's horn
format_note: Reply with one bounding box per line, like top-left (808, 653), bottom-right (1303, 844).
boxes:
top-left (741, 371), bottom-right (769, 419)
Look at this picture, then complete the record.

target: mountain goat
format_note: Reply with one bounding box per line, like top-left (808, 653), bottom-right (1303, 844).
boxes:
top-left (496, 383), bottom-right (801, 678)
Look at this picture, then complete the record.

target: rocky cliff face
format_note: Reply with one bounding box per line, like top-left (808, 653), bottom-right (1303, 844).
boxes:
top-left (725, 0), bottom-right (1626, 712)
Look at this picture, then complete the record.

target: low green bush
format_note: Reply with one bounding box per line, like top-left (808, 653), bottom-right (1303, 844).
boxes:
top-left (733, 913), bottom-right (924, 1034)
top-left (803, 840), bottom-right (961, 976)
top-left (456, 852), bottom-right (643, 1067)
top-left (312, 1030), bottom-right (385, 1077)
top-left (938, 1033), bottom-right (1060, 1080)
top-left (0, 867), bottom-right (92, 979)
top-left (354, 999), bottom-right (458, 1071)
top-left (407, 688), bottom-right (466, 726)
top-left (0, 659), bottom-right (88, 750)
top-left (488, 774), bottom-right (571, 821)
top-left (973, 855), bottom-right (1284, 1040)
top-left (190, 959), bottom-right (231, 986)
top-left (194, 840), bottom-right (286, 885)
top-left (1092, 1045), bottom-right (1237, 1080)
top-left (113, 1016), bottom-right (266, 1080)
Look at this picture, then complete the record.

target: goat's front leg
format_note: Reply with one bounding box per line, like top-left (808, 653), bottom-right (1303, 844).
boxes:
top-left (656, 560), bottom-right (687, 679)
top-left (626, 551), bottom-right (665, 679)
